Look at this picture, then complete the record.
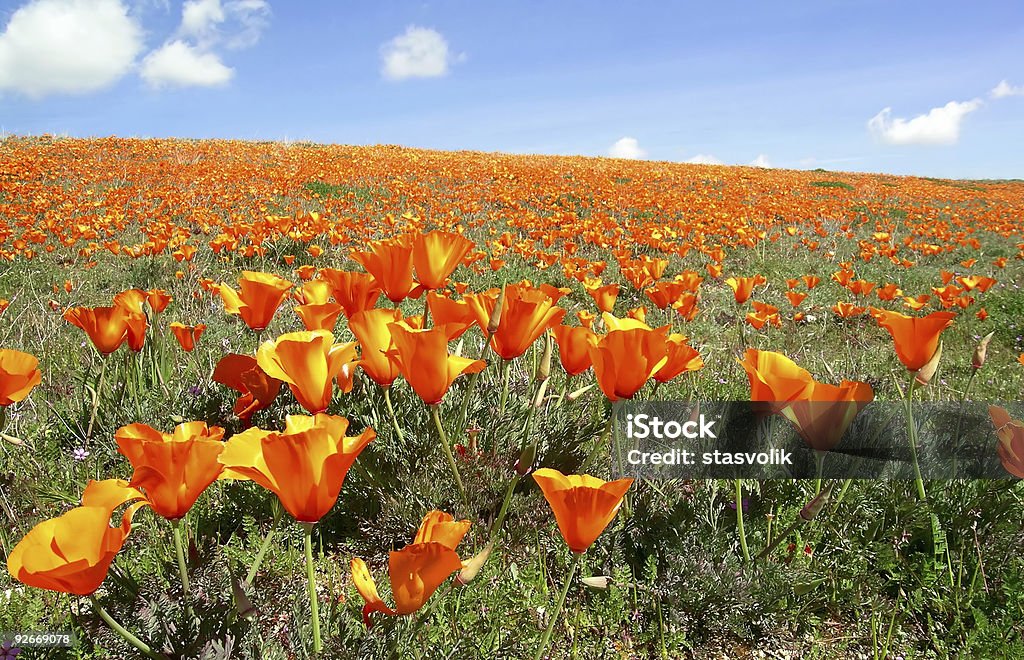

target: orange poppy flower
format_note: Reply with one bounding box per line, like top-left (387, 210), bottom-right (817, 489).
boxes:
top-left (318, 269), bottom-right (382, 318)
top-left (296, 280), bottom-right (334, 305)
top-left (386, 323), bottom-right (486, 405)
top-left (413, 230), bottom-right (474, 290)
top-left (785, 291), bottom-right (807, 307)
top-left (114, 421), bottom-right (226, 520)
top-left (352, 510), bottom-right (471, 625)
top-left (211, 353), bottom-right (283, 424)
top-left (532, 468), bottom-right (633, 553)
top-left (295, 302), bottom-right (344, 331)
top-left (219, 271), bottom-right (293, 332)
top-left (169, 322), bottom-right (205, 352)
top-left (218, 413), bottom-right (374, 522)
top-left (63, 305), bottom-right (131, 354)
top-left (0, 349), bottom-right (42, 405)
top-left (588, 328), bottom-right (669, 401)
top-left (349, 308), bottom-right (403, 388)
top-left (426, 292), bottom-right (476, 340)
top-left (113, 289), bottom-right (149, 352)
top-left (990, 406), bottom-right (1024, 478)
top-left (803, 275), bottom-right (821, 289)
top-left (146, 289), bottom-right (172, 313)
top-left (738, 349), bottom-right (815, 412)
top-left (780, 379), bottom-right (874, 452)
top-left (583, 279), bottom-right (620, 313)
top-left (352, 235), bottom-right (423, 303)
top-left (871, 309), bottom-right (956, 371)
top-left (466, 285), bottom-right (566, 360)
top-left (551, 325), bottom-right (599, 376)
top-left (653, 334), bottom-right (704, 383)
top-left (832, 302), bottom-right (866, 318)
top-left (902, 294), bottom-right (931, 311)
top-left (725, 275), bottom-right (766, 304)
top-left (256, 330), bottom-right (358, 414)
top-left (7, 479), bottom-right (148, 595)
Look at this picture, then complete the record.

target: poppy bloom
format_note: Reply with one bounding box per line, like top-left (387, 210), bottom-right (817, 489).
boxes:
top-left (738, 349), bottom-right (815, 413)
top-left (653, 334), bottom-right (704, 383)
top-left (780, 379), bottom-right (874, 452)
top-left (990, 406), bottom-right (1024, 478)
top-left (532, 468), bottom-right (633, 553)
top-left (114, 421), bottom-right (226, 520)
top-left (871, 309), bottom-right (956, 371)
top-left (426, 292), bottom-right (476, 340)
top-left (588, 328), bottom-right (669, 401)
top-left (212, 353), bottom-right (282, 424)
top-left (465, 284), bottom-right (566, 360)
top-left (352, 235), bottom-right (423, 303)
top-left (63, 306), bottom-right (131, 354)
top-left (256, 330), bottom-right (358, 414)
top-left (318, 269), bottom-right (382, 318)
top-left (6, 479), bottom-right (148, 595)
top-left (349, 308), bottom-right (403, 388)
top-left (145, 289), bottom-right (172, 313)
top-left (0, 349), bottom-right (42, 405)
top-left (169, 322), bottom-right (205, 352)
top-left (413, 230), bottom-right (474, 290)
top-left (218, 414), bottom-right (374, 522)
top-left (295, 301), bottom-right (344, 331)
top-left (551, 325), bottom-right (599, 376)
top-left (386, 323), bottom-right (486, 405)
top-left (583, 279), bottom-right (620, 313)
top-left (725, 275), bottom-right (766, 304)
top-left (113, 289), bottom-right (149, 352)
top-left (352, 510), bottom-right (471, 625)
top-left (219, 271), bottom-right (293, 332)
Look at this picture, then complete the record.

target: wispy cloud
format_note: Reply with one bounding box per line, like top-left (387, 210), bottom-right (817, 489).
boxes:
top-left (684, 153), bottom-right (722, 165)
top-left (991, 80), bottom-right (1024, 99)
top-left (749, 154), bottom-right (771, 168)
top-left (608, 137), bottom-right (646, 159)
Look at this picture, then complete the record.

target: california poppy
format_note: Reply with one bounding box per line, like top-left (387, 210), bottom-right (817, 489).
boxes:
top-left (588, 328), bottom-right (669, 401)
top-left (219, 271), bottom-right (293, 332)
top-left (211, 353), bottom-right (282, 424)
top-left (7, 479), bottom-right (148, 595)
top-left (386, 323), bottom-right (486, 405)
top-left (871, 309), bottom-right (956, 371)
top-left (352, 235), bottom-right (423, 303)
top-left (653, 334), bottom-right (704, 383)
top-left (780, 380), bottom-right (874, 452)
top-left (218, 414), bottom-right (374, 522)
top-left (145, 289), bottom-right (172, 314)
top-left (348, 308), bottom-right (403, 388)
top-left (256, 330), bottom-right (357, 414)
top-left (738, 349), bottom-right (815, 412)
top-left (551, 325), bottom-right (599, 376)
top-left (413, 230), bottom-right (474, 290)
top-left (990, 406), bottom-right (1024, 478)
top-left (352, 510), bottom-right (471, 625)
top-left (426, 292), bottom-right (476, 340)
top-left (0, 349), bottom-right (42, 405)
top-left (64, 306), bottom-right (132, 355)
top-left (583, 279), bottom-right (619, 313)
top-left (169, 322), bottom-right (205, 352)
top-left (532, 468), bottom-right (633, 553)
top-left (725, 275), bottom-right (766, 304)
top-left (318, 269), bottom-right (382, 317)
top-left (115, 421), bottom-right (226, 520)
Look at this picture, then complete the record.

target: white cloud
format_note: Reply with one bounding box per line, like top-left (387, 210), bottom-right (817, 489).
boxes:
top-left (608, 137), bottom-right (646, 159)
top-left (381, 26), bottom-right (458, 80)
top-left (181, 0), bottom-right (225, 40)
top-left (684, 154), bottom-right (723, 165)
top-left (0, 0), bottom-right (143, 97)
top-left (867, 99), bottom-right (982, 146)
top-left (749, 154), bottom-right (771, 168)
top-left (141, 40), bottom-right (233, 88)
top-left (991, 80), bottom-right (1024, 99)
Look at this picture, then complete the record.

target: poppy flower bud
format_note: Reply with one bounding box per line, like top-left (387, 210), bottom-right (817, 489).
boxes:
top-left (566, 383), bottom-right (595, 402)
top-left (581, 576), bottom-right (611, 590)
top-left (456, 542), bottom-right (494, 585)
top-left (486, 285), bottom-right (506, 335)
top-left (537, 332), bottom-right (552, 383)
top-left (972, 331), bottom-right (995, 370)
top-left (799, 485), bottom-right (832, 521)
top-left (515, 444), bottom-right (536, 475)
top-left (915, 341), bottom-right (942, 386)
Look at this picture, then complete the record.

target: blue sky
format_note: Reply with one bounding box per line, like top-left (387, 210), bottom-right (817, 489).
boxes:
top-left (1, 0), bottom-right (1022, 178)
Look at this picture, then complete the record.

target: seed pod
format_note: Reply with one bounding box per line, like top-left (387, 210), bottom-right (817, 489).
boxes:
top-left (487, 284), bottom-right (506, 335)
top-left (799, 485), bottom-right (832, 521)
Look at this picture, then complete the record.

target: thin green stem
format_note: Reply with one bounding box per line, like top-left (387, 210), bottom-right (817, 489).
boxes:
top-left (735, 479), bottom-right (750, 562)
top-left (534, 553), bottom-right (583, 660)
top-left (383, 386), bottom-right (405, 442)
top-left (245, 506), bottom-right (281, 587)
top-left (303, 524), bottom-right (322, 656)
top-left (905, 375), bottom-right (927, 501)
top-left (432, 405), bottom-right (467, 504)
top-left (498, 359), bottom-right (511, 417)
top-left (814, 450), bottom-right (825, 496)
top-left (90, 595), bottom-right (161, 659)
top-left (86, 356), bottom-right (108, 439)
top-left (952, 368), bottom-right (978, 477)
top-left (171, 519), bottom-right (192, 618)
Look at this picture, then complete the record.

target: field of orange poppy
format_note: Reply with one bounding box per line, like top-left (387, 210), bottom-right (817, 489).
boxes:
top-left (2, 134), bottom-right (1024, 658)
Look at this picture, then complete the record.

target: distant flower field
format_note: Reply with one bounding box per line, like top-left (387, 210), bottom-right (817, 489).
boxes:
top-left (1, 135), bottom-right (1024, 658)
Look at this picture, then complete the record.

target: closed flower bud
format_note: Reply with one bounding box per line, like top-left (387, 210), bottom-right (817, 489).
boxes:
top-left (915, 341), bottom-right (942, 386)
top-left (486, 285), bottom-right (506, 335)
top-left (581, 575), bottom-right (611, 590)
top-left (566, 383), bottom-right (596, 402)
top-left (799, 485), bottom-right (832, 521)
top-left (456, 543), bottom-right (494, 585)
top-left (537, 332), bottom-right (552, 383)
top-left (515, 443), bottom-right (536, 475)
top-left (972, 331), bottom-right (995, 370)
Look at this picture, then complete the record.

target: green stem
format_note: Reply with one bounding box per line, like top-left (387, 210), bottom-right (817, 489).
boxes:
top-left (432, 405), bottom-right (467, 504)
top-left (171, 520), bottom-right (192, 617)
top-left (906, 376), bottom-right (927, 501)
top-left (245, 507), bottom-right (281, 587)
top-left (303, 524), bottom-right (322, 656)
top-left (952, 369), bottom-right (978, 477)
top-left (86, 357), bottom-right (108, 439)
top-left (383, 386), bottom-right (405, 442)
top-left (735, 479), bottom-right (750, 562)
top-left (498, 359), bottom-right (511, 417)
top-left (534, 553), bottom-right (583, 660)
top-left (814, 450), bottom-right (825, 496)
top-left (90, 595), bottom-right (161, 659)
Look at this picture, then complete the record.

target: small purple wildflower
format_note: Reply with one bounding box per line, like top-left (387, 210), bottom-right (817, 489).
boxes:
top-left (73, 447), bottom-right (90, 461)
top-left (0, 641), bottom-right (21, 659)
